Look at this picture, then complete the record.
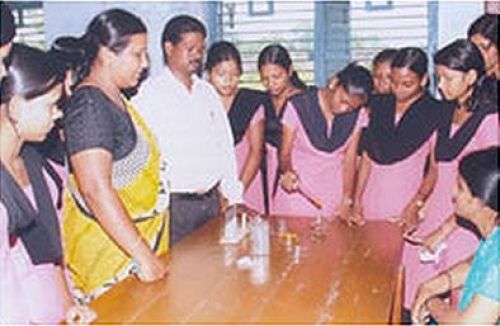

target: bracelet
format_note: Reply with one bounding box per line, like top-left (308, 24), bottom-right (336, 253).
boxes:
top-left (342, 197), bottom-right (353, 206)
top-left (415, 198), bottom-right (425, 208)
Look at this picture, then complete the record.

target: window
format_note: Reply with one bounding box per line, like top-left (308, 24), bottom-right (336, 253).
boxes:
top-left (217, 1), bottom-right (437, 87)
top-left (351, 1), bottom-right (431, 67)
top-left (8, 1), bottom-right (45, 49)
top-left (221, 1), bottom-right (314, 89)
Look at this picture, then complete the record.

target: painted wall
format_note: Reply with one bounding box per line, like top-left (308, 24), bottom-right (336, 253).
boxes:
top-left (44, 2), bottom-right (213, 75)
top-left (437, 1), bottom-right (483, 47)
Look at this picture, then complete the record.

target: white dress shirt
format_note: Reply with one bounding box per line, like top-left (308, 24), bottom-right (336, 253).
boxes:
top-left (132, 66), bottom-right (243, 205)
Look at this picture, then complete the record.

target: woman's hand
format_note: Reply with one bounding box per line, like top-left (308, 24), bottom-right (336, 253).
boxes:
top-left (280, 170), bottom-right (299, 193)
top-left (412, 283), bottom-right (434, 324)
top-left (137, 253), bottom-right (168, 282)
top-left (219, 195), bottom-right (229, 215)
top-left (403, 230), bottom-right (439, 250)
top-left (391, 200), bottom-right (422, 236)
top-left (335, 199), bottom-right (352, 224)
top-left (346, 201), bottom-right (366, 227)
top-left (420, 227), bottom-right (447, 253)
top-left (66, 304), bottom-right (97, 324)
top-left (405, 214), bottom-right (457, 252)
top-left (426, 297), bottom-right (451, 322)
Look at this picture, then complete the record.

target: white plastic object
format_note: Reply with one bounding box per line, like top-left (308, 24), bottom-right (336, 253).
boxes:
top-left (419, 242), bottom-right (447, 263)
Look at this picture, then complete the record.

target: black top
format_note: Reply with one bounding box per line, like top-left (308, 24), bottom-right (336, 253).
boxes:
top-left (264, 88), bottom-right (313, 149)
top-left (264, 98), bottom-right (285, 149)
top-left (0, 145), bottom-right (63, 265)
top-left (435, 102), bottom-right (497, 161)
top-left (289, 87), bottom-right (360, 153)
top-left (365, 92), bottom-right (444, 165)
top-left (64, 86), bottom-right (137, 163)
top-left (228, 88), bottom-right (269, 145)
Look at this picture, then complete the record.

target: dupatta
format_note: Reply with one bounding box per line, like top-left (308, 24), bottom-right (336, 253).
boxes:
top-left (365, 92), bottom-right (443, 165)
top-left (0, 145), bottom-right (62, 265)
top-left (289, 87), bottom-right (360, 153)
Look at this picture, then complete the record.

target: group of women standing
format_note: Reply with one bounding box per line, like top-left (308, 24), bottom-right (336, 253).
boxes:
top-left (206, 42), bottom-right (373, 218)
top-left (205, 13), bottom-right (498, 324)
top-left (0, 1), bottom-right (498, 323)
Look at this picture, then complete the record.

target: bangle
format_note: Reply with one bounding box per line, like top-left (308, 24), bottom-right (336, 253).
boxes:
top-left (342, 197), bottom-right (353, 206)
top-left (415, 198), bottom-right (425, 208)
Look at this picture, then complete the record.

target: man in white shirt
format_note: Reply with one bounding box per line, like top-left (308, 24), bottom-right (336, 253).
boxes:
top-left (133, 15), bottom-right (243, 246)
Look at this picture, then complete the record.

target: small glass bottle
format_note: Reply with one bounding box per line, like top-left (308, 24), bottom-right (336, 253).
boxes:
top-left (220, 205), bottom-right (238, 242)
top-left (252, 216), bottom-right (270, 256)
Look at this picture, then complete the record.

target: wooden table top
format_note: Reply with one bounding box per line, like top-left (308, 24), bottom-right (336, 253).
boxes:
top-left (91, 216), bottom-right (403, 324)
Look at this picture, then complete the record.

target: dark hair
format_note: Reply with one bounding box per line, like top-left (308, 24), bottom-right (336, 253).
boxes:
top-left (48, 36), bottom-right (86, 86)
top-left (75, 8), bottom-right (147, 84)
top-left (391, 47), bottom-right (428, 78)
top-left (206, 40), bottom-right (242, 74)
top-left (459, 147), bottom-right (499, 213)
top-left (1, 1), bottom-right (15, 46)
top-left (372, 48), bottom-right (398, 67)
top-left (467, 14), bottom-right (498, 45)
top-left (258, 43), bottom-right (307, 90)
top-left (1, 43), bottom-right (64, 104)
top-left (335, 62), bottom-right (373, 101)
top-left (161, 15), bottom-right (206, 64)
top-left (434, 39), bottom-right (496, 112)
top-left (434, 39), bottom-right (486, 76)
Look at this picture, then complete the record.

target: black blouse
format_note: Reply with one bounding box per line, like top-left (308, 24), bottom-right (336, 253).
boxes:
top-left (289, 87), bottom-right (360, 153)
top-left (365, 92), bottom-right (444, 165)
top-left (64, 86), bottom-right (137, 162)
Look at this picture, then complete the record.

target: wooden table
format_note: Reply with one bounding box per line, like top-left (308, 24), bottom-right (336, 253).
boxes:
top-left (91, 216), bottom-right (403, 324)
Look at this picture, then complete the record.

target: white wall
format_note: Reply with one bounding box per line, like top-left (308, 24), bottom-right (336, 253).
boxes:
top-left (438, 1), bottom-right (483, 48)
top-left (44, 2), bottom-right (212, 75)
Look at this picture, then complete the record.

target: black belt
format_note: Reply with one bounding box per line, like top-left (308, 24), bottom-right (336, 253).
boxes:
top-left (171, 183), bottom-right (219, 201)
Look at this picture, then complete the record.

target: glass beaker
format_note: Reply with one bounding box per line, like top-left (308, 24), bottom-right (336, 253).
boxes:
top-left (251, 216), bottom-right (270, 256)
top-left (220, 205), bottom-right (238, 242)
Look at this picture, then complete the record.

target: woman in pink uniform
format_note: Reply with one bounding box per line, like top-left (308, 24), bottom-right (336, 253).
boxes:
top-left (352, 47), bottom-right (442, 231)
top-left (258, 44), bottom-right (308, 214)
top-left (275, 63), bottom-right (373, 218)
top-left (404, 39), bottom-right (499, 310)
top-left (0, 44), bottom-right (72, 323)
top-left (30, 37), bottom-right (86, 217)
top-left (206, 41), bottom-right (267, 213)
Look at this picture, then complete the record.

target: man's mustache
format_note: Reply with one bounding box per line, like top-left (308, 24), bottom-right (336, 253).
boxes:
top-left (189, 59), bottom-right (202, 66)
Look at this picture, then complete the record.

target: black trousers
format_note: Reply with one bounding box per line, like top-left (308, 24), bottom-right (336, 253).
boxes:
top-left (169, 188), bottom-right (220, 247)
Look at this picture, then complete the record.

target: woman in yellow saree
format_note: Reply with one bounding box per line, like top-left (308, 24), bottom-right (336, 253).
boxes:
top-left (61, 9), bottom-right (168, 302)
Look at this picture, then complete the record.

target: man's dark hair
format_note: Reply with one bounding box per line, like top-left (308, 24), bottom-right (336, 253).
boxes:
top-left (161, 15), bottom-right (206, 64)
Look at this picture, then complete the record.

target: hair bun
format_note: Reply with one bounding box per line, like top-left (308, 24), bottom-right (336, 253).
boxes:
top-left (50, 36), bottom-right (87, 64)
